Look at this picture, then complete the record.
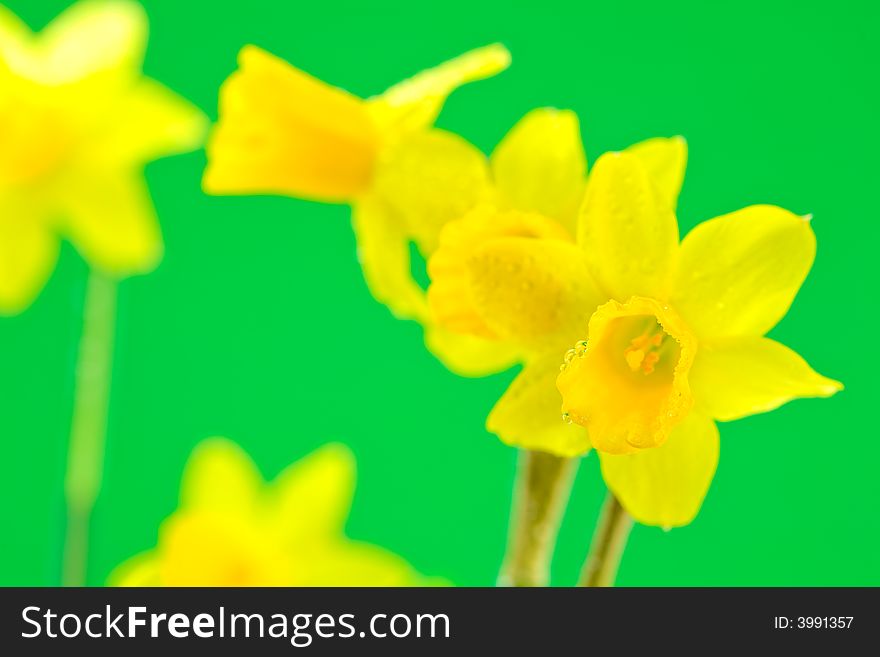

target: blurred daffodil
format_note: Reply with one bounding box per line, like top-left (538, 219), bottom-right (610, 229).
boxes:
top-left (203, 43), bottom-right (512, 369)
top-left (429, 147), bottom-right (842, 527)
top-left (112, 439), bottom-right (436, 586)
top-left (0, 0), bottom-right (206, 314)
top-left (419, 107), bottom-right (590, 376)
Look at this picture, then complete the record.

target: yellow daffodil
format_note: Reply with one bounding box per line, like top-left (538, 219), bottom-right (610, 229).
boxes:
top-left (429, 145), bottom-right (842, 527)
top-left (202, 43), bottom-right (509, 339)
top-left (428, 122), bottom-right (688, 447)
top-left (112, 439), bottom-right (436, 586)
top-left (385, 107), bottom-right (682, 378)
top-left (0, 0), bottom-right (206, 314)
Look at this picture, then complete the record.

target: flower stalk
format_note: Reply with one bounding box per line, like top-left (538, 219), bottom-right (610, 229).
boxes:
top-left (63, 271), bottom-right (117, 587)
top-left (499, 449), bottom-right (578, 587)
top-left (580, 491), bottom-right (633, 587)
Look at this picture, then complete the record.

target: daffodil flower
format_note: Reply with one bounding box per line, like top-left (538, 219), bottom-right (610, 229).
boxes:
top-left (112, 439), bottom-right (437, 586)
top-left (0, 0), bottom-right (206, 313)
top-left (428, 123), bottom-right (688, 449)
top-left (429, 146), bottom-right (841, 527)
top-left (202, 44), bottom-right (509, 346)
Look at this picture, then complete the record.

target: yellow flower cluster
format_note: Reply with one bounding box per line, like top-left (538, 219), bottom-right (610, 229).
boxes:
top-left (1, 0), bottom-right (843, 587)
top-left (426, 148), bottom-right (842, 526)
top-left (207, 45), bottom-right (842, 529)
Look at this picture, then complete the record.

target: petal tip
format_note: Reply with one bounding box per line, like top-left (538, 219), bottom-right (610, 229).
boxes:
top-left (823, 377), bottom-right (844, 394)
top-left (237, 43), bottom-right (270, 67)
top-left (481, 42), bottom-right (512, 70)
top-left (308, 442), bottom-right (358, 481)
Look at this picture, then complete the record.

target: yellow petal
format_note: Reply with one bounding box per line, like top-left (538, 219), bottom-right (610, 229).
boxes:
top-left (90, 79), bottom-right (207, 165)
top-left (180, 438), bottom-right (262, 513)
top-left (60, 174), bottom-right (163, 276)
top-left (269, 443), bottom-right (355, 543)
top-left (371, 129), bottom-right (490, 253)
top-left (427, 205), bottom-right (596, 347)
top-left (557, 297), bottom-right (696, 454)
top-left (690, 337), bottom-right (842, 421)
top-left (352, 196), bottom-right (428, 321)
top-left (599, 412), bottom-right (719, 527)
top-left (204, 45), bottom-right (379, 202)
top-left (491, 108), bottom-right (586, 230)
top-left (369, 43), bottom-right (510, 137)
top-left (108, 552), bottom-right (161, 587)
top-left (157, 511), bottom-right (292, 586)
top-left (296, 541), bottom-right (433, 587)
top-left (624, 135), bottom-right (687, 209)
top-left (578, 151), bottom-right (679, 300)
top-left (0, 206), bottom-right (58, 315)
top-left (0, 5), bottom-right (29, 66)
top-left (38, 0), bottom-right (147, 84)
top-left (672, 205), bottom-right (815, 339)
top-left (424, 324), bottom-right (520, 377)
top-left (0, 74), bottom-right (75, 187)
top-left (467, 237), bottom-right (602, 346)
top-left (488, 351), bottom-right (591, 457)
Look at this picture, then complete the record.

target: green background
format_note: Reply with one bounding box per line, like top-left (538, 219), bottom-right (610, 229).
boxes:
top-left (1, 0), bottom-right (877, 586)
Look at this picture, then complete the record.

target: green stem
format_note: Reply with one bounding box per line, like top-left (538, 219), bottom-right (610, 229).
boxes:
top-left (579, 492), bottom-right (633, 587)
top-left (63, 271), bottom-right (117, 587)
top-left (499, 450), bottom-right (578, 587)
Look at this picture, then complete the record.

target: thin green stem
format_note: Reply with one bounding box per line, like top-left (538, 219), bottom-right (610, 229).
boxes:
top-left (499, 449), bottom-right (578, 587)
top-left (579, 492), bottom-right (633, 587)
top-left (63, 271), bottom-right (117, 587)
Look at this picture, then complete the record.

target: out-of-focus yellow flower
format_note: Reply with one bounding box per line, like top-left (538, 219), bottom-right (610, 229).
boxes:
top-left (203, 43), bottom-right (511, 369)
top-left (429, 146), bottom-right (842, 527)
top-left (420, 107), bottom-right (589, 375)
top-left (111, 439), bottom-right (437, 586)
top-left (0, 0), bottom-right (206, 314)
